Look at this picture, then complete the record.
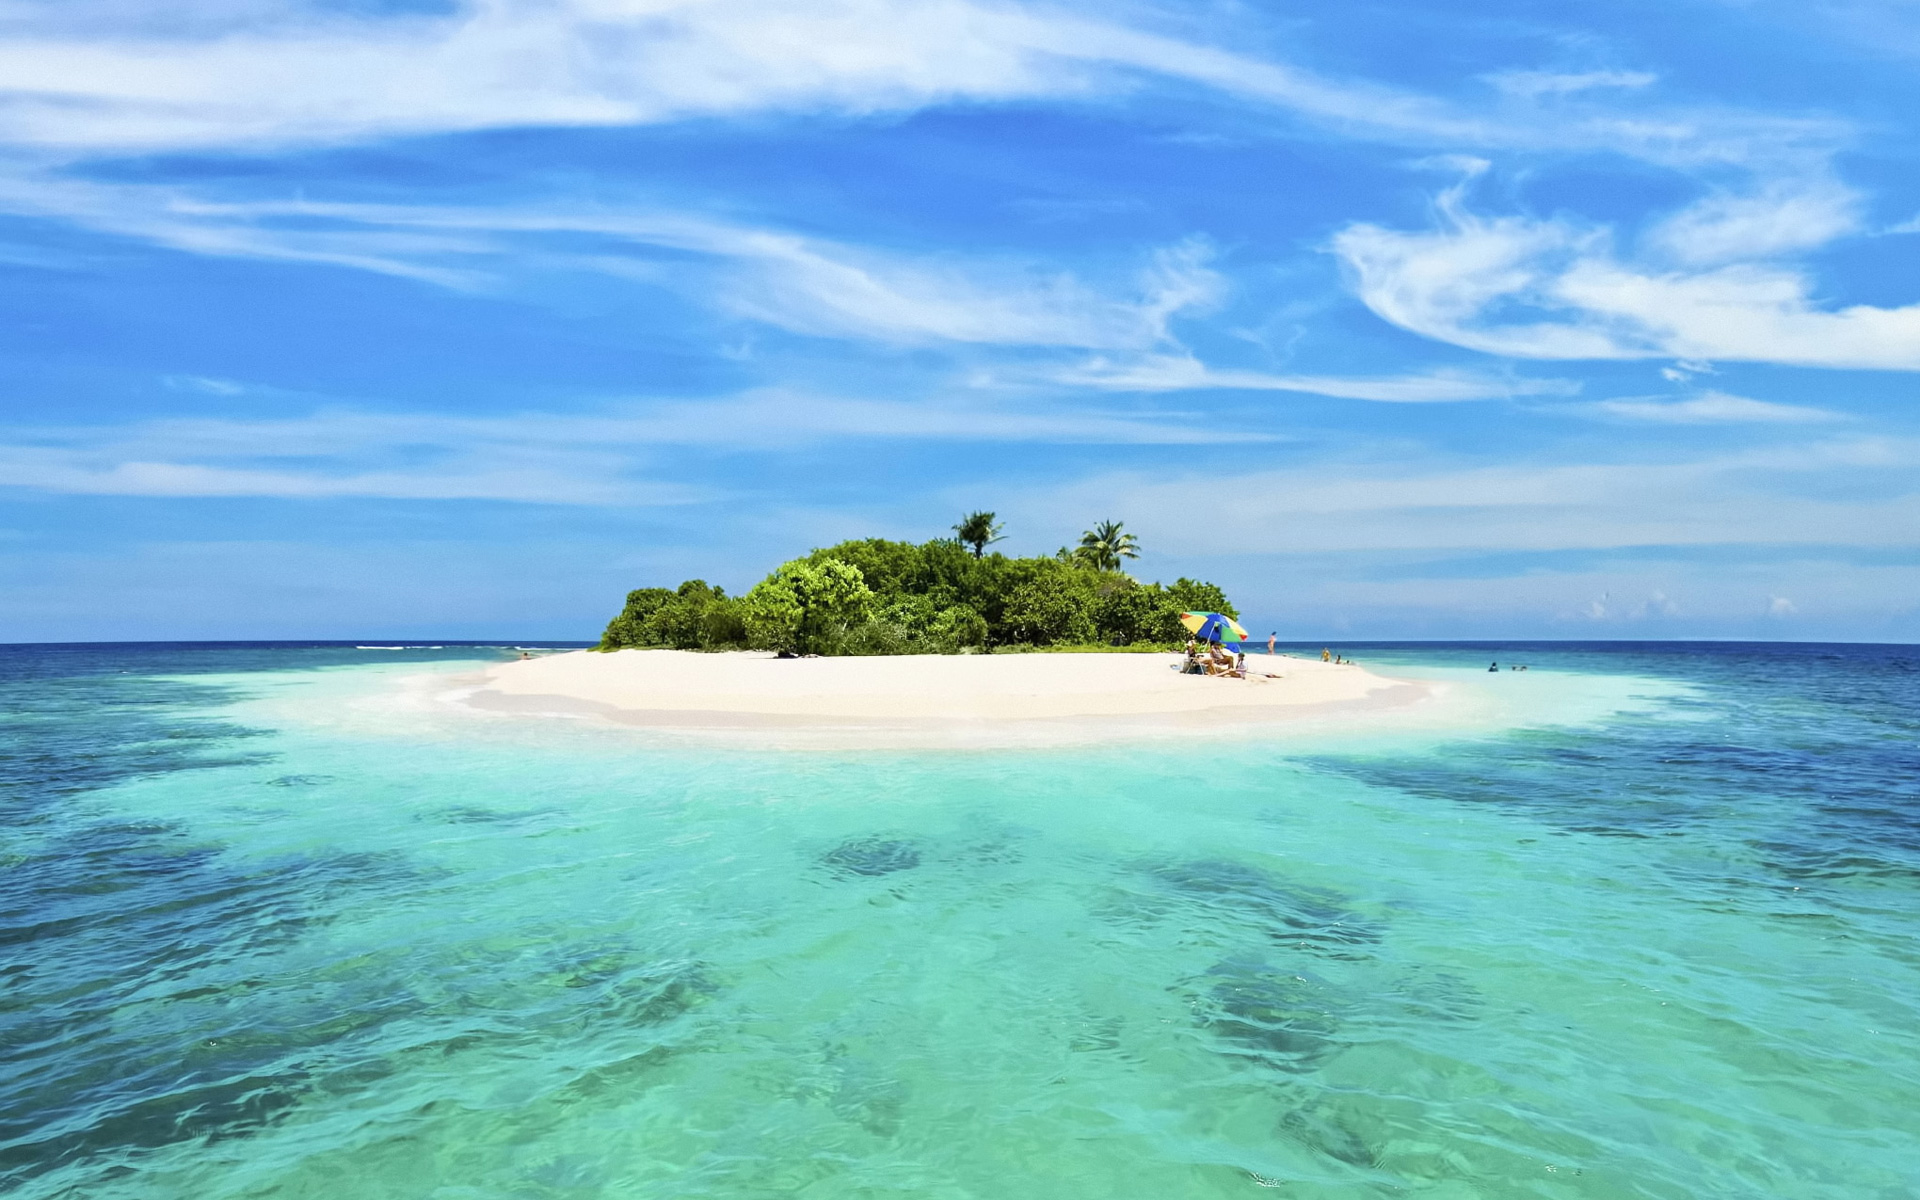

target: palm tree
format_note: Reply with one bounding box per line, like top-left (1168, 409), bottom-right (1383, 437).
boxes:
top-left (953, 511), bottom-right (1005, 558)
top-left (1076, 520), bottom-right (1140, 572)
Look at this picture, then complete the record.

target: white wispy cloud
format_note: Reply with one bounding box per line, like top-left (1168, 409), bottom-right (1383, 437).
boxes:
top-left (0, 391), bottom-right (1276, 502)
top-left (716, 231), bottom-right (1222, 348)
top-left (1331, 189), bottom-right (1920, 370)
top-left (0, 0), bottom-right (1063, 152)
top-left (0, 412), bottom-right (690, 503)
top-left (161, 374), bottom-right (248, 396)
top-left (1052, 353), bottom-right (1578, 402)
top-left (1644, 177), bottom-right (1862, 265)
top-left (1592, 391), bottom-right (1839, 424)
top-left (1660, 359), bottom-right (1717, 382)
top-left (0, 0), bottom-right (1845, 170)
top-left (0, 174), bottom-right (493, 286)
top-left (1483, 69), bottom-right (1657, 98)
top-left (0, 177), bottom-right (1220, 349)
top-left (0, 453), bottom-right (690, 505)
top-left (1010, 436), bottom-right (1920, 555)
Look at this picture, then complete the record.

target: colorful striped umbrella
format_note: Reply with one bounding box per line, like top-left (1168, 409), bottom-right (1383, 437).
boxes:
top-left (1179, 611), bottom-right (1250, 645)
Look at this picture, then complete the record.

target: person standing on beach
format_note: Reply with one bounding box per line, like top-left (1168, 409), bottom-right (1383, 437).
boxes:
top-left (1321, 647), bottom-right (1330, 662)
top-left (1268, 632), bottom-right (1276, 655)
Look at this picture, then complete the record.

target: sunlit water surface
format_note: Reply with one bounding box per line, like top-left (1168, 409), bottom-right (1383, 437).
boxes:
top-left (4, 641), bottom-right (1916, 1198)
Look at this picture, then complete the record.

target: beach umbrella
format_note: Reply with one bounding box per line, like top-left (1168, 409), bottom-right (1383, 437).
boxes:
top-left (1179, 611), bottom-right (1250, 645)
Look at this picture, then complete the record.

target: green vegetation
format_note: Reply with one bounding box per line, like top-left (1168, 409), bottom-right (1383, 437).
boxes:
top-left (598, 517), bottom-right (1238, 655)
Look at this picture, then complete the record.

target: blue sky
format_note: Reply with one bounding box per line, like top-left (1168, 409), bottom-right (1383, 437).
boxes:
top-left (1, 0), bottom-right (1916, 642)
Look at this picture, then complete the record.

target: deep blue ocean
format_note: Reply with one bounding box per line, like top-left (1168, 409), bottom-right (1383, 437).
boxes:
top-left (2, 641), bottom-right (1915, 1198)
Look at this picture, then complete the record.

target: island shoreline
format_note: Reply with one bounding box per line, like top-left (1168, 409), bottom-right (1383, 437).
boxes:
top-left (440, 649), bottom-right (1441, 749)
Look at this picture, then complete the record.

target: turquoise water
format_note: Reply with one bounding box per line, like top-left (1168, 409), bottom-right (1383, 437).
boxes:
top-left (4, 642), bottom-right (1916, 1198)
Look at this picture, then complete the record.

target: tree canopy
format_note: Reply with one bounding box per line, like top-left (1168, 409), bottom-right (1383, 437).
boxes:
top-left (598, 516), bottom-right (1238, 655)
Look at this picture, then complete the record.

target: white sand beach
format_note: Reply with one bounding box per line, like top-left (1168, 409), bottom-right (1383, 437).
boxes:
top-left (453, 649), bottom-right (1432, 747)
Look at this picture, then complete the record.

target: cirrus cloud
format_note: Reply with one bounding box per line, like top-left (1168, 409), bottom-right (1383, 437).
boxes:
top-left (1050, 353), bottom-right (1578, 402)
top-left (1331, 186), bottom-right (1920, 370)
top-left (1592, 391), bottom-right (1840, 424)
top-left (0, 0), bottom-right (1850, 171)
top-left (0, 388), bottom-right (1286, 503)
top-left (0, 175), bottom-right (1222, 349)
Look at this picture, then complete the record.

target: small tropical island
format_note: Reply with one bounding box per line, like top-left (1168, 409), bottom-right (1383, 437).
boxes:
top-left (598, 513), bottom-right (1239, 655)
top-left (443, 512), bottom-right (1421, 747)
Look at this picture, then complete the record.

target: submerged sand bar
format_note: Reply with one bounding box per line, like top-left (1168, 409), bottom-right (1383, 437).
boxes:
top-left (458, 649), bottom-right (1431, 746)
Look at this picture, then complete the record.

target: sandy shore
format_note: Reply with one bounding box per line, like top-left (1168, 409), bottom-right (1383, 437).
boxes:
top-left (451, 649), bottom-right (1432, 747)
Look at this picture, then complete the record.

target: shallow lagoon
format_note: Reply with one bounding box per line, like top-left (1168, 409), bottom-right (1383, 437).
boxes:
top-left (4, 642), bottom-right (1916, 1198)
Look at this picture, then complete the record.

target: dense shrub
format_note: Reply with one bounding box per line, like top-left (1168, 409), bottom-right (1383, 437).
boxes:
top-left (1091, 580), bottom-right (1157, 645)
top-left (1165, 577), bottom-right (1237, 620)
top-left (598, 580), bottom-right (751, 651)
top-left (833, 620), bottom-right (921, 656)
top-left (598, 586), bottom-right (679, 650)
top-left (742, 559), bottom-right (874, 655)
top-left (930, 604), bottom-right (988, 651)
top-left (1001, 579), bottom-right (1097, 646)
